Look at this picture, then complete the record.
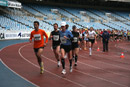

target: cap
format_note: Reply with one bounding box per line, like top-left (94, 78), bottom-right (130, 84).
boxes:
top-left (61, 21), bottom-right (66, 26)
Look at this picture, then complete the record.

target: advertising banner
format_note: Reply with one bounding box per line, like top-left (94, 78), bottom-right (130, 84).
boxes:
top-left (7, 1), bottom-right (22, 8)
top-left (4, 31), bottom-right (30, 39)
top-left (0, 0), bottom-right (7, 7)
top-left (1, 31), bottom-right (50, 40)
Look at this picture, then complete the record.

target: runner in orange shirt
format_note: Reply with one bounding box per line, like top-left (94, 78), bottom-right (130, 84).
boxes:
top-left (30, 21), bottom-right (48, 74)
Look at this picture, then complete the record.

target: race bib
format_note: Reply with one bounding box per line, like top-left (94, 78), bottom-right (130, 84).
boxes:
top-left (53, 35), bottom-right (59, 41)
top-left (34, 34), bottom-right (41, 41)
top-left (89, 33), bottom-right (94, 39)
top-left (73, 37), bottom-right (78, 42)
top-left (60, 37), bottom-right (66, 44)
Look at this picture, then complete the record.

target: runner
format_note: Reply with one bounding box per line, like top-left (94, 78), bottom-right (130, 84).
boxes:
top-left (123, 31), bottom-right (127, 40)
top-left (71, 25), bottom-right (80, 66)
top-left (64, 24), bottom-right (69, 59)
top-left (88, 27), bottom-right (97, 56)
top-left (127, 30), bottom-right (130, 41)
top-left (59, 22), bottom-right (73, 74)
top-left (29, 21), bottom-right (48, 74)
top-left (79, 29), bottom-right (83, 50)
top-left (49, 23), bottom-right (61, 67)
top-left (82, 29), bottom-right (88, 50)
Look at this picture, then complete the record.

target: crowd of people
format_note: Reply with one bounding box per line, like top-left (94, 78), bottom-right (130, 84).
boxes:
top-left (29, 21), bottom-right (130, 75)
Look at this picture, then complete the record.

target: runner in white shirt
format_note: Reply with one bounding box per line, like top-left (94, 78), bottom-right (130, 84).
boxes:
top-left (88, 27), bottom-right (97, 56)
top-left (82, 30), bottom-right (89, 50)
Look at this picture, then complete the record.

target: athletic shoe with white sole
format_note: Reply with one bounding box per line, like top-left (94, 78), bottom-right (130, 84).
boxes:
top-left (57, 61), bottom-right (61, 67)
top-left (70, 66), bottom-right (73, 72)
top-left (61, 69), bottom-right (66, 75)
top-left (89, 52), bottom-right (92, 56)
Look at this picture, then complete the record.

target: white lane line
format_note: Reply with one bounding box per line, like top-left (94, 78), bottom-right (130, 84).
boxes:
top-left (0, 42), bottom-right (39, 87)
top-left (41, 55), bottom-right (129, 87)
top-left (78, 60), bottom-right (130, 78)
top-left (19, 44), bottom-right (86, 87)
top-left (41, 47), bottom-right (129, 87)
top-left (20, 43), bottom-right (129, 87)
top-left (79, 53), bottom-right (130, 71)
top-left (0, 58), bottom-right (39, 87)
top-left (51, 47), bottom-right (130, 78)
top-left (80, 47), bottom-right (130, 67)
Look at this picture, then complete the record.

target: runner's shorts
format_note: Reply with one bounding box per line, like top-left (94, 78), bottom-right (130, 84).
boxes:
top-left (34, 47), bottom-right (44, 53)
top-left (60, 44), bottom-right (72, 53)
top-left (72, 43), bottom-right (79, 50)
top-left (52, 45), bottom-right (60, 49)
top-left (88, 39), bottom-right (95, 44)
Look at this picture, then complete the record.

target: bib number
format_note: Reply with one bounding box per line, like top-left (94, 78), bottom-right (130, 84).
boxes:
top-left (73, 37), bottom-right (78, 42)
top-left (53, 35), bottom-right (59, 41)
top-left (60, 37), bottom-right (66, 44)
top-left (34, 34), bottom-right (41, 41)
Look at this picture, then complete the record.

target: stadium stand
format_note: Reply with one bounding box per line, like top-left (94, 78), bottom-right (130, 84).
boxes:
top-left (0, 1), bottom-right (130, 33)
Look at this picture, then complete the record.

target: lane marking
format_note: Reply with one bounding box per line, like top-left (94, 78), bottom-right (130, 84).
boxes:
top-left (79, 53), bottom-right (130, 71)
top-left (39, 46), bottom-right (129, 87)
top-left (0, 42), bottom-right (39, 87)
top-left (41, 55), bottom-right (128, 87)
top-left (19, 44), bottom-right (86, 87)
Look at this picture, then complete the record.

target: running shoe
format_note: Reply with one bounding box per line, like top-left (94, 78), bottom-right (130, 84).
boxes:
top-left (61, 69), bottom-right (66, 75)
top-left (70, 66), bottom-right (73, 72)
top-left (89, 52), bottom-right (92, 56)
top-left (57, 61), bottom-right (61, 67)
top-left (74, 62), bottom-right (77, 66)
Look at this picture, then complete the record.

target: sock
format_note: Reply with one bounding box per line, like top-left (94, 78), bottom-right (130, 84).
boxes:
top-left (61, 58), bottom-right (65, 69)
top-left (89, 48), bottom-right (92, 53)
top-left (73, 55), bottom-right (75, 60)
top-left (75, 55), bottom-right (78, 63)
top-left (69, 59), bottom-right (72, 67)
top-left (37, 57), bottom-right (42, 67)
top-left (40, 62), bottom-right (43, 67)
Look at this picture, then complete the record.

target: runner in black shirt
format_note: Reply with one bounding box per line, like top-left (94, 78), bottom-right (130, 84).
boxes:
top-left (72, 25), bottom-right (80, 66)
top-left (49, 23), bottom-right (61, 67)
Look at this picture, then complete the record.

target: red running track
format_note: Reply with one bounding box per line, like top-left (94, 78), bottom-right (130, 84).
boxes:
top-left (0, 41), bottom-right (130, 87)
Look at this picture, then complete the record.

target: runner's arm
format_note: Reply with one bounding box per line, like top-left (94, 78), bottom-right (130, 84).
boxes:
top-left (29, 32), bottom-right (33, 43)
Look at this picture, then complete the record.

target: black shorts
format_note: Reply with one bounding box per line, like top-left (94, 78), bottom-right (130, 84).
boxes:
top-left (34, 47), bottom-right (44, 53)
top-left (60, 44), bottom-right (72, 53)
top-left (52, 45), bottom-right (60, 49)
top-left (114, 34), bottom-right (118, 36)
top-left (110, 34), bottom-right (113, 37)
top-left (72, 43), bottom-right (79, 50)
top-left (88, 39), bottom-right (95, 44)
top-left (118, 35), bottom-right (122, 37)
top-left (79, 38), bottom-right (83, 42)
